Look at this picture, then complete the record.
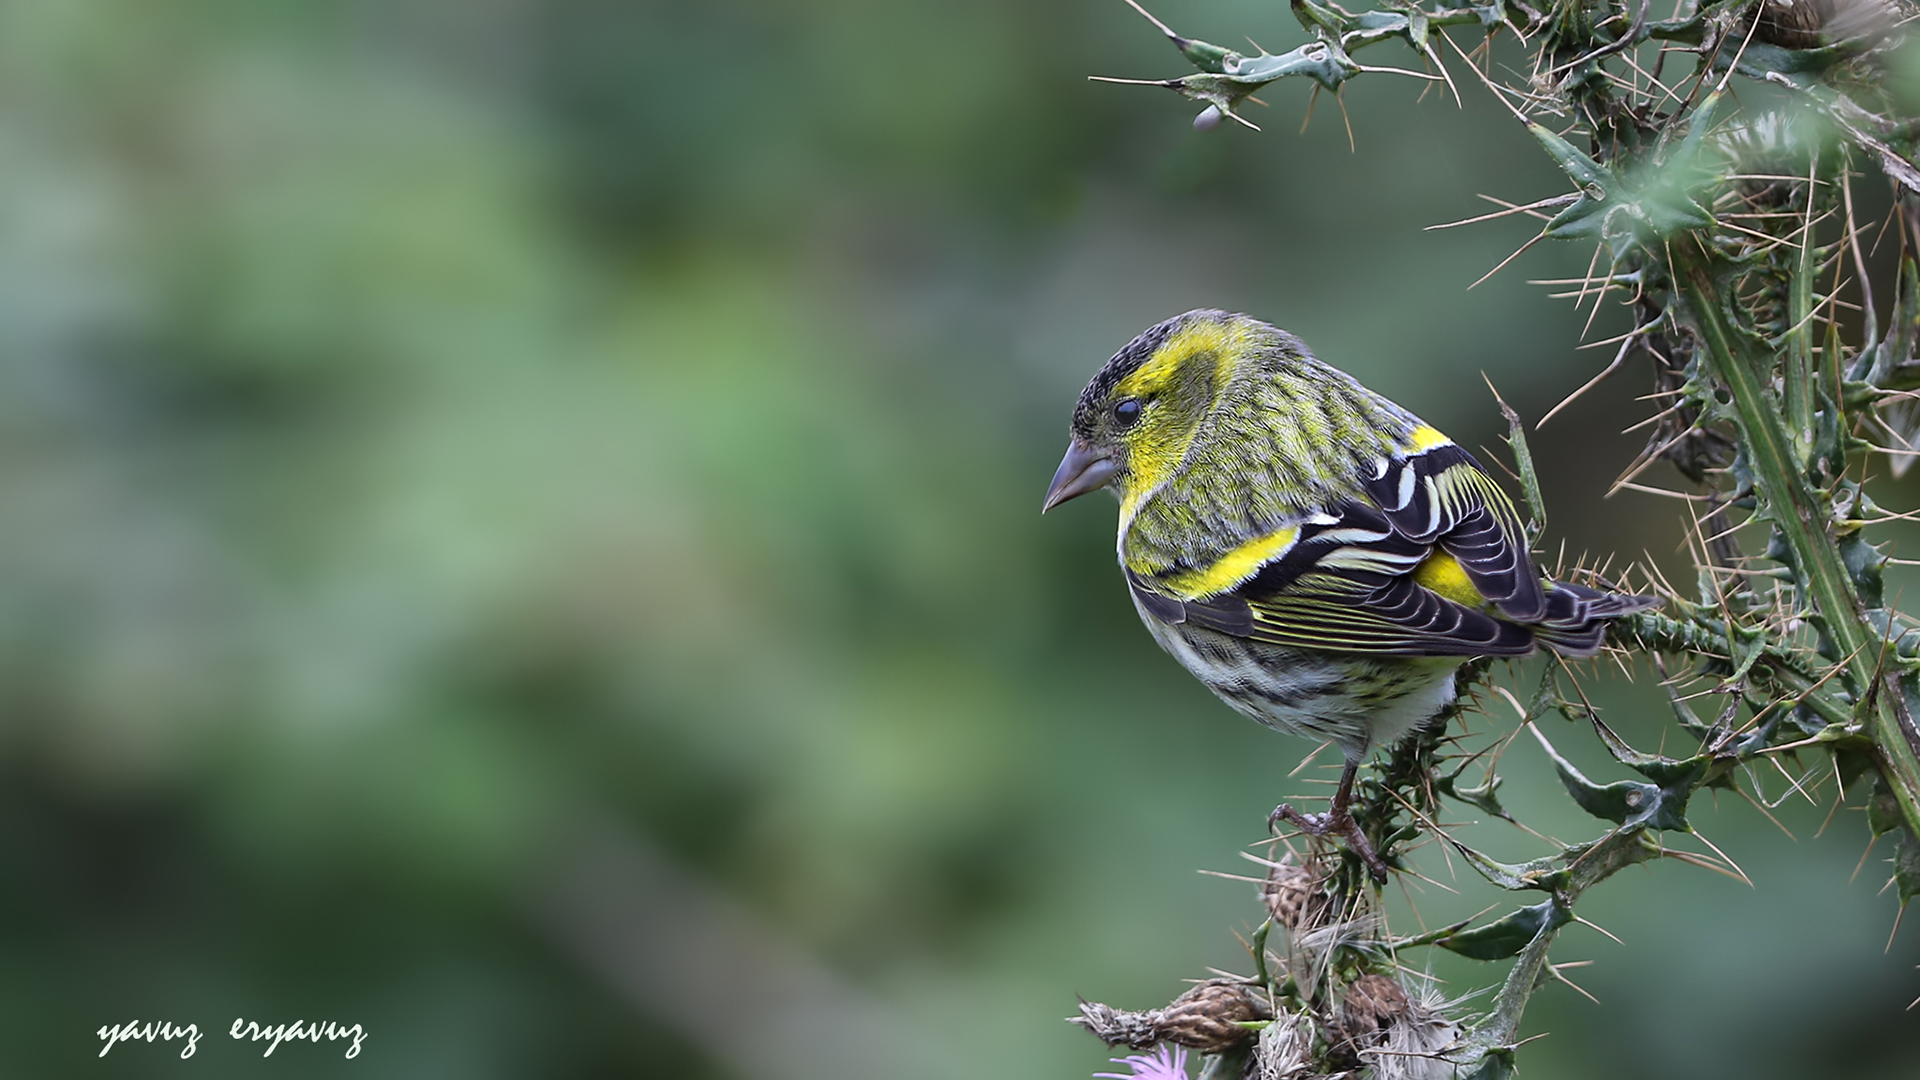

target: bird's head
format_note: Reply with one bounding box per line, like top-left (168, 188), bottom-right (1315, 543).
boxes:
top-left (1042, 309), bottom-right (1264, 513)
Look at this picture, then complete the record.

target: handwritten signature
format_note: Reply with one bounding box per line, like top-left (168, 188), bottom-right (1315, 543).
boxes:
top-left (97, 1018), bottom-right (367, 1059)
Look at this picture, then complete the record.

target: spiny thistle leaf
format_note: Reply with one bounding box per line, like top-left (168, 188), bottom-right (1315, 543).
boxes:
top-left (1438, 767), bottom-right (1515, 822)
top-left (1587, 713), bottom-right (1710, 786)
top-left (1435, 899), bottom-right (1572, 960)
top-left (1530, 723), bottom-right (1697, 829)
top-left (1895, 827), bottom-right (1920, 905)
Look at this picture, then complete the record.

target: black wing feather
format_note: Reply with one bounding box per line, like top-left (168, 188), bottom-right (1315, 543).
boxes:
top-left (1363, 443), bottom-right (1546, 621)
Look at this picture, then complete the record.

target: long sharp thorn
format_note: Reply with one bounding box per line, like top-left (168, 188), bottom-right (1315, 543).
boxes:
top-left (1734, 786), bottom-right (1798, 839)
top-left (1689, 829), bottom-right (1753, 886)
top-left (1427, 32), bottom-right (1462, 108)
top-left (1120, 0), bottom-right (1182, 42)
top-left (1852, 831), bottom-right (1883, 884)
top-left (1573, 240), bottom-right (1607, 330)
top-left (1843, 168), bottom-right (1879, 343)
top-left (1427, 193), bottom-right (1578, 231)
top-left (1441, 31), bottom-right (1528, 122)
top-left (1549, 963), bottom-right (1602, 1004)
top-left (1290, 741), bottom-right (1335, 777)
top-left (1816, 761), bottom-right (1848, 839)
top-left (1198, 870), bottom-right (1267, 883)
top-left (1471, 231), bottom-right (1550, 289)
top-left (1574, 915), bottom-right (1624, 945)
top-left (1664, 848), bottom-right (1748, 882)
top-left (1541, 328), bottom-right (1644, 426)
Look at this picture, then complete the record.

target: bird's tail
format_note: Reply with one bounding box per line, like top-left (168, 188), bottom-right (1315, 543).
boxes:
top-left (1532, 580), bottom-right (1661, 657)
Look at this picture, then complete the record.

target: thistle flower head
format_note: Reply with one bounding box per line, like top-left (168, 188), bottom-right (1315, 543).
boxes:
top-left (1093, 1044), bottom-right (1189, 1080)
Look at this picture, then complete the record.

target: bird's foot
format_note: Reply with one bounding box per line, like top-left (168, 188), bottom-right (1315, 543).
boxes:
top-left (1268, 802), bottom-right (1389, 885)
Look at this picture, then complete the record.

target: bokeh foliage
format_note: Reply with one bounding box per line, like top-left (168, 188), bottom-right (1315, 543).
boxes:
top-left (0, 1), bottom-right (1916, 1077)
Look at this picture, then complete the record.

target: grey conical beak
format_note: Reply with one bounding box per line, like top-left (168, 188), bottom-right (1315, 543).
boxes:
top-left (1041, 440), bottom-right (1118, 513)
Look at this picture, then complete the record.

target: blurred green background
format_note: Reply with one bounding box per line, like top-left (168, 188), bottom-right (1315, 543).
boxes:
top-left (5, 1), bottom-right (1917, 1076)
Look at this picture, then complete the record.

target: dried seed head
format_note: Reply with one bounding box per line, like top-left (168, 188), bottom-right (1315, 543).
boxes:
top-left (1327, 976), bottom-right (1467, 1079)
top-left (1251, 1011), bottom-right (1314, 1080)
top-left (1260, 853), bottom-right (1331, 932)
top-left (1157, 979), bottom-right (1274, 1052)
top-left (1328, 974), bottom-right (1409, 1068)
top-left (1071, 999), bottom-right (1163, 1051)
top-left (1375, 981), bottom-right (1465, 1080)
top-left (1345, 974), bottom-right (1411, 1028)
top-left (1070, 979), bottom-right (1272, 1053)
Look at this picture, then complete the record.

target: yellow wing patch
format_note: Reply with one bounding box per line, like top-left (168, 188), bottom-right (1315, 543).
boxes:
top-left (1407, 424), bottom-right (1453, 452)
top-left (1412, 552), bottom-right (1485, 608)
top-left (1154, 526), bottom-right (1301, 600)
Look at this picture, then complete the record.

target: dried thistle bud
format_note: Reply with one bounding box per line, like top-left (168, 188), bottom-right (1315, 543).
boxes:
top-left (1343, 974), bottom-right (1410, 1032)
top-left (1071, 998), bottom-right (1162, 1050)
top-left (1070, 979), bottom-right (1272, 1053)
top-left (1328, 974), bottom-right (1410, 1068)
top-left (1330, 976), bottom-right (1466, 1079)
top-left (1260, 852), bottom-right (1330, 931)
top-left (1251, 1011), bottom-right (1313, 1080)
top-left (1157, 979), bottom-right (1273, 1052)
top-left (1376, 984), bottom-right (1464, 1080)
top-left (1755, 0), bottom-right (1891, 48)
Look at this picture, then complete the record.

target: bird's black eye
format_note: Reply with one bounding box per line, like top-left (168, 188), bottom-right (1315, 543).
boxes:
top-left (1112, 398), bottom-right (1142, 427)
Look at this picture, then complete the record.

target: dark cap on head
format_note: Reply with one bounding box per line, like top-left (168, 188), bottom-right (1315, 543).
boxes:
top-left (1070, 310), bottom-right (1232, 439)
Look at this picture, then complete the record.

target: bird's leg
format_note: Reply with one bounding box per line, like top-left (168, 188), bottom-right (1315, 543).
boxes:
top-left (1268, 759), bottom-right (1389, 884)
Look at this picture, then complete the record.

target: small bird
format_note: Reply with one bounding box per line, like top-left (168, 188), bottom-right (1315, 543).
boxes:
top-left (1042, 310), bottom-right (1655, 881)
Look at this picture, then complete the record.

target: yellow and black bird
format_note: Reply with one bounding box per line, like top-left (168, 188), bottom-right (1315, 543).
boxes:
top-left (1043, 310), bottom-right (1655, 881)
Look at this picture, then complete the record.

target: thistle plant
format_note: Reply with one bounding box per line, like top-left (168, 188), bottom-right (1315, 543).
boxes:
top-left (1072, 0), bottom-right (1920, 1075)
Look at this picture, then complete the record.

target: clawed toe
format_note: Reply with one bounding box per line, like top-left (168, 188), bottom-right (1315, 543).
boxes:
top-left (1268, 760), bottom-right (1389, 884)
top-left (1268, 803), bottom-right (1331, 836)
top-left (1268, 801), bottom-right (1389, 885)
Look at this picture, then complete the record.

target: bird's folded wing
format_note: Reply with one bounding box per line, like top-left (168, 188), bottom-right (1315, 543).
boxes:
top-left (1127, 462), bottom-right (1541, 657)
top-left (1365, 441), bottom-right (1545, 622)
top-left (1229, 573), bottom-right (1534, 655)
top-left (1130, 560), bottom-right (1536, 658)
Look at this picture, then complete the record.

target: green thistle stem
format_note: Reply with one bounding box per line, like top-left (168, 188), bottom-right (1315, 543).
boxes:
top-left (1674, 240), bottom-right (1920, 840)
